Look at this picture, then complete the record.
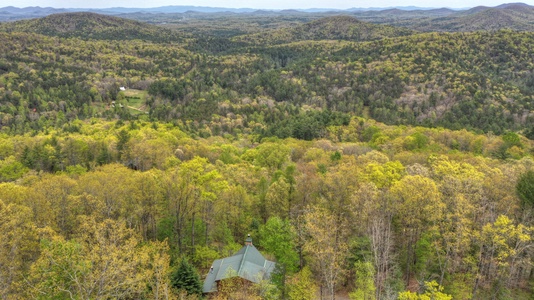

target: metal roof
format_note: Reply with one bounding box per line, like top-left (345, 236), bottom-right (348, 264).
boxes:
top-left (202, 244), bottom-right (276, 293)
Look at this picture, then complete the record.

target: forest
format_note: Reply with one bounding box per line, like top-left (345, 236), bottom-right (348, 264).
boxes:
top-left (0, 6), bottom-right (534, 300)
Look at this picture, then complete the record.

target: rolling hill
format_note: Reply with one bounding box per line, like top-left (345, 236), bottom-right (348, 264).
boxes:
top-left (399, 3), bottom-right (534, 31)
top-left (0, 12), bottom-right (183, 42)
top-left (233, 15), bottom-right (415, 45)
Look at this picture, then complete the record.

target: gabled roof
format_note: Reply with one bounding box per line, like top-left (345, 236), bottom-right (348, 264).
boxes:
top-left (202, 244), bottom-right (276, 293)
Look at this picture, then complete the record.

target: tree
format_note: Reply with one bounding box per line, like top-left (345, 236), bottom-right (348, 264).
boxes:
top-left (259, 217), bottom-right (300, 296)
top-left (474, 215), bottom-right (533, 297)
top-left (0, 156), bottom-right (28, 182)
top-left (389, 175), bottom-right (443, 282)
top-left (286, 266), bottom-right (318, 300)
top-left (143, 240), bottom-right (174, 300)
top-left (398, 281), bottom-right (452, 300)
top-left (356, 183), bottom-right (394, 299)
top-left (303, 206), bottom-right (348, 300)
top-left (171, 258), bottom-right (203, 297)
top-left (349, 261), bottom-right (376, 300)
top-left (258, 217), bottom-right (299, 273)
top-left (265, 177), bottom-right (291, 219)
top-left (163, 157), bottom-right (227, 253)
top-left (28, 237), bottom-right (89, 299)
top-left (29, 217), bottom-right (163, 299)
top-left (0, 200), bottom-right (39, 299)
top-left (516, 170), bottom-right (534, 208)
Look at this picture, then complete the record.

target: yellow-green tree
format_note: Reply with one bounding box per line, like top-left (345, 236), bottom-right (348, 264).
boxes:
top-left (286, 266), bottom-right (318, 300)
top-left (265, 176), bottom-right (291, 218)
top-left (164, 156), bottom-right (227, 253)
top-left (29, 217), bottom-right (171, 299)
top-left (389, 175), bottom-right (443, 281)
top-left (304, 206), bottom-right (348, 300)
top-left (398, 281), bottom-right (452, 300)
top-left (349, 261), bottom-right (376, 300)
top-left (475, 215), bottom-right (533, 296)
top-left (0, 200), bottom-right (39, 299)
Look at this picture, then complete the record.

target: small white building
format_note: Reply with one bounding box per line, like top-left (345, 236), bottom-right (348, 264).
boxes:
top-left (120, 87), bottom-right (126, 91)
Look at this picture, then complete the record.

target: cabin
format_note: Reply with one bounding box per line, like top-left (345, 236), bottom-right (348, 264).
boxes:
top-left (202, 235), bottom-right (276, 294)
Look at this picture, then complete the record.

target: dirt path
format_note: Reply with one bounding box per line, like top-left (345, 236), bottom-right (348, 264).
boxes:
top-left (127, 105), bottom-right (146, 112)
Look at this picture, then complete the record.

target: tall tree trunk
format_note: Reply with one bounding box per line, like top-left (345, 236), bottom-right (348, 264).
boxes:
top-left (191, 212), bottom-right (195, 255)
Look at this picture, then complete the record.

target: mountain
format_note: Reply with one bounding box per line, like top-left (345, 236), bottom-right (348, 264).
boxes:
top-left (350, 7), bottom-right (457, 24)
top-left (460, 6), bottom-right (491, 15)
top-left (496, 2), bottom-right (533, 9)
top-left (233, 15), bottom-right (415, 45)
top-left (0, 5), bottom-right (461, 22)
top-left (0, 6), bottom-right (257, 21)
top-left (87, 6), bottom-right (257, 14)
top-left (0, 12), bottom-right (182, 42)
top-left (0, 6), bottom-right (67, 21)
top-left (411, 3), bottom-right (534, 31)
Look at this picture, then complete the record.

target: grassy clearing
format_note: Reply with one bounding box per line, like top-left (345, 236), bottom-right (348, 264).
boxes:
top-left (122, 89), bottom-right (148, 115)
top-left (123, 89), bottom-right (147, 110)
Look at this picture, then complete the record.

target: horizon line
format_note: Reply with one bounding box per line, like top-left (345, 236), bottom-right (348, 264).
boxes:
top-left (2, 4), bottom-right (505, 11)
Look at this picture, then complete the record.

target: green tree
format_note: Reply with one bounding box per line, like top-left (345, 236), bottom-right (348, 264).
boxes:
top-left (171, 258), bottom-right (203, 297)
top-left (0, 156), bottom-right (28, 182)
top-left (259, 217), bottom-right (300, 296)
top-left (349, 261), bottom-right (376, 300)
top-left (516, 170), bottom-right (534, 208)
top-left (259, 217), bottom-right (299, 273)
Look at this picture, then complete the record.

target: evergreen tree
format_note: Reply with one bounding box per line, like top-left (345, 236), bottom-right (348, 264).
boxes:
top-left (171, 258), bottom-right (203, 296)
top-left (517, 170), bottom-right (534, 208)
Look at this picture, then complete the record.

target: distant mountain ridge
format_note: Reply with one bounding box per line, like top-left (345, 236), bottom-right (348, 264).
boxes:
top-left (407, 3), bottom-right (534, 31)
top-left (0, 4), bottom-right (466, 22)
top-left (1, 3), bottom-right (534, 33)
top-left (0, 5), bottom-right (458, 15)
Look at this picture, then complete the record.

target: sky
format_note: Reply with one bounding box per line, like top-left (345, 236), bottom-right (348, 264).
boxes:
top-left (0, 0), bottom-right (531, 10)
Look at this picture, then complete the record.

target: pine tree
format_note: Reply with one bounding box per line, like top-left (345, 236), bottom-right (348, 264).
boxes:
top-left (517, 170), bottom-right (534, 208)
top-left (171, 258), bottom-right (203, 296)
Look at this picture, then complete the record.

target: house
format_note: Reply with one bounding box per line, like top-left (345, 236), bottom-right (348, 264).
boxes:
top-left (120, 87), bottom-right (126, 91)
top-left (202, 235), bottom-right (276, 294)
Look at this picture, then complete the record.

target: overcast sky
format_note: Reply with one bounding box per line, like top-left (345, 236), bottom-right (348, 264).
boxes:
top-left (1, 0), bottom-right (532, 9)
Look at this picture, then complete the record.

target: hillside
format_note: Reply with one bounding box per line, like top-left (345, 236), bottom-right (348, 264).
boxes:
top-left (351, 7), bottom-right (457, 24)
top-left (399, 3), bottom-right (534, 31)
top-left (449, 4), bottom-right (534, 31)
top-left (0, 12), bottom-right (183, 42)
top-left (233, 15), bottom-right (415, 45)
top-left (1, 28), bottom-right (534, 137)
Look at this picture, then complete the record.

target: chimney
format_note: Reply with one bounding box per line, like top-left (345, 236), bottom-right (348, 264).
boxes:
top-left (245, 234), bottom-right (253, 246)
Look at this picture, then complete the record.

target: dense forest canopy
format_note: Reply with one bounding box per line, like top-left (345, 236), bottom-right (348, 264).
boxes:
top-left (0, 7), bottom-right (534, 300)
